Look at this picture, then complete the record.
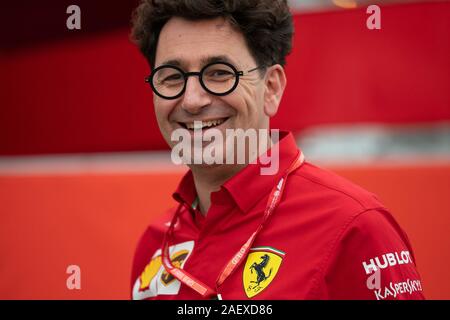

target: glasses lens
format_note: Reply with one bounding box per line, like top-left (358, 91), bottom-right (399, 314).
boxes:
top-left (152, 67), bottom-right (184, 98)
top-left (202, 63), bottom-right (237, 95)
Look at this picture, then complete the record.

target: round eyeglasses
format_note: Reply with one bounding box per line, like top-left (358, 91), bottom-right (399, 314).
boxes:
top-left (145, 62), bottom-right (264, 100)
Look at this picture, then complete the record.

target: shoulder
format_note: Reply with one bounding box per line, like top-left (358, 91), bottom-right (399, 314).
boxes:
top-left (284, 161), bottom-right (387, 227)
top-left (134, 209), bottom-right (175, 251)
top-left (290, 162), bottom-right (412, 247)
top-left (292, 161), bottom-right (384, 210)
top-left (276, 161), bottom-right (394, 251)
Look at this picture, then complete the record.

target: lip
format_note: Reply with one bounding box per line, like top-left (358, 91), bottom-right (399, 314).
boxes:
top-left (177, 117), bottom-right (230, 131)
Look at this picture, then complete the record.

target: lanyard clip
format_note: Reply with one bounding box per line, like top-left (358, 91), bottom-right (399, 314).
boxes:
top-left (211, 293), bottom-right (223, 300)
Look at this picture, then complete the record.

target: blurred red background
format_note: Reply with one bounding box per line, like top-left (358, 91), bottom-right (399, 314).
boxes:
top-left (0, 1), bottom-right (449, 299)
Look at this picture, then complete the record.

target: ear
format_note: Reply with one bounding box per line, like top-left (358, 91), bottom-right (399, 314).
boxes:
top-left (263, 64), bottom-right (287, 117)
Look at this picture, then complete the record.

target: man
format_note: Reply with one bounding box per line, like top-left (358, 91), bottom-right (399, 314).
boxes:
top-left (130, 0), bottom-right (424, 300)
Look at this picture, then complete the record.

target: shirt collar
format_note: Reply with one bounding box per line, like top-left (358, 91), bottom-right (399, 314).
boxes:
top-left (172, 169), bottom-right (196, 208)
top-left (172, 131), bottom-right (300, 214)
top-left (223, 130), bottom-right (300, 214)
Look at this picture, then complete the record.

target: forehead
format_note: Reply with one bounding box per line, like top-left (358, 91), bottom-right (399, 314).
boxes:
top-left (155, 16), bottom-right (254, 69)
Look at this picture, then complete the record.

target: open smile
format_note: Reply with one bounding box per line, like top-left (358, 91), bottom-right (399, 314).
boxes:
top-left (178, 117), bottom-right (230, 130)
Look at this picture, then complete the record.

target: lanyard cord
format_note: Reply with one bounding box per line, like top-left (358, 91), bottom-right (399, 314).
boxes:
top-left (161, 151), bottom-right (305, 299)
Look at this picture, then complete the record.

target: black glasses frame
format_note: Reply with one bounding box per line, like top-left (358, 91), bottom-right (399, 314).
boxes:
top-left (145, 62), bottom-right (264, 100)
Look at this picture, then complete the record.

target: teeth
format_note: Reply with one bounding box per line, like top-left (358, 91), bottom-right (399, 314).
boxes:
top-left (185, 119), bottom-right (226, 130)
top-left (194, 122), bottom-right (203, 130)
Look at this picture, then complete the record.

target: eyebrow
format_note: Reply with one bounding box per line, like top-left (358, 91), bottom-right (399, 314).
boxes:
top-left (159, 55), bottom-right (237, 69)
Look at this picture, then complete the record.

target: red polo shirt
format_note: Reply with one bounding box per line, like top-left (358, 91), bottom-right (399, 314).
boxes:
top-left (131, 131), bottom-right (424, 300)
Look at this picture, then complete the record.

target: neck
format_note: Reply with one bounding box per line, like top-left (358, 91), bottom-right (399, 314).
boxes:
top-left (190, 132), bottom-right (273, 215)
top-left (191, 164), bottom-right (245, 215)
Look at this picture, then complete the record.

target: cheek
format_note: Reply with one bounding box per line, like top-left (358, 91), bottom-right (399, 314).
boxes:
top-left (234, 84), bottom-right (264, 119)
top-left (154, 99), bottom-right (175, 131)
top-left (154, 101), bottom-right (178, 148)
top-left (153, 96), bottom-right (168, 118)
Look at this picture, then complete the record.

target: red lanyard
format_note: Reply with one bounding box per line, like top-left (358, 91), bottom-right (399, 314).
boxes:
top-left (161, 150), bottom-right (305, 300)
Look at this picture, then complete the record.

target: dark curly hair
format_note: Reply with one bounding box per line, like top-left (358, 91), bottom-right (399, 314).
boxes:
top-left (131, 0), bottom-right (294, 69)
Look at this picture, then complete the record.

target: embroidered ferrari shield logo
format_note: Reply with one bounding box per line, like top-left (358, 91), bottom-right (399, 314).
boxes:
top-left (243, 247), bottom-right (285, 298)
top-left (132, 240), bottom-right (195, 300)
top-left (160, 249), bottom-right (189, 285)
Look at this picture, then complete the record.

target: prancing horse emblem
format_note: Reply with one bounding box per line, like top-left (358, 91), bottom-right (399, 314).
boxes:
top-left (243, 247), bottom-right (284, 298)
top-left (248, 254), bottom-right (272, 292)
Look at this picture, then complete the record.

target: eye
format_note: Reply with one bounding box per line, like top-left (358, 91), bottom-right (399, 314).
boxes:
top-left (212, 70), bottom-right (233, 76)
top-left (204, 68), bottom-right (235, 81)
top-left (154, 67), bottom-right (184, 85)
top-left (163, 73), bottom-right (183, 82)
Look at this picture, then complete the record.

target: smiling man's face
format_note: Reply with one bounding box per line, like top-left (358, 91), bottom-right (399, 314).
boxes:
top-left (153, 16), bottom-right (272, 159)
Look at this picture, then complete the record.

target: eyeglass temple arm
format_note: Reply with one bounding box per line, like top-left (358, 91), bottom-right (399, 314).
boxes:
top-left (242, 65), bottom-right (267, 75)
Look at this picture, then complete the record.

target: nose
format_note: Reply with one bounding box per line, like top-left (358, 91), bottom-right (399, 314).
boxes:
top-left (180, 76), bottom-right (212, 114)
